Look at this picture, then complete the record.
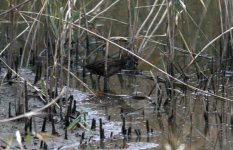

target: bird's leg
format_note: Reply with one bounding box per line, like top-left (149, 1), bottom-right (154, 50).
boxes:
top-left (89, 74), bottom-right (96, 90)
top-left (117, 74), bottom-right (124, 89)
top-left (97, 75), bottom-right (101, 91)
top-left (103, 77), bottom-right (109, 92)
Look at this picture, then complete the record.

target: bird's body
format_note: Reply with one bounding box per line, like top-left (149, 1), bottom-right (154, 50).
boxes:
top-left (85, 57), bottom-right (127, 77)
top-left (85, 55), bottom-right (138, 91)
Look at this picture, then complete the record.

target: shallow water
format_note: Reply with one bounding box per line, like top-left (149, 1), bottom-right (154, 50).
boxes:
top-left (0, 64), bottom-right (233, 149)
top-left (0, 68), bottom-right (159, 149)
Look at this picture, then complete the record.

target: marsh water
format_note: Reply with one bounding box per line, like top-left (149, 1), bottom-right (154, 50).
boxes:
top-left (0, 0), bottom-right (233, 150)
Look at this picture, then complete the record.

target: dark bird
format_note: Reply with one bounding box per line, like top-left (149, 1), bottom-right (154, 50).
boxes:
top-left (85, 54), bottom-right (137, 91)
top-left (85, 54), bottom-right (137, 79)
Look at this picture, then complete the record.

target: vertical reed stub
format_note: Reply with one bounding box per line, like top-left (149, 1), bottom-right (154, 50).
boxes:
top-left (24, 80), bottom-right (28, 112)
top-left (146, 120), bottom-right (150, 134)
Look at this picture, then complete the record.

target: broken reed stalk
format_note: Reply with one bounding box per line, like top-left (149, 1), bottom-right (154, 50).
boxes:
top-left (40, 141), bottom-right (48, 150)
top-left (100, 128), bottom-right (105, 140)
top-left (65, 108), bottom-right (70, 128)
top-left (146, 120), bottom-right (150, 134)
top-left (24, 118), bottom-right (29, 133)
top-left (110, 132), bottom-right (113, 138)
top-left (122, 117), bottom-right (126, 135)
top-left (80, 132), bottom-right (85, 144)
top-left (99, 118), bottom-right (105, 139)
top-left (41, 117), bottom-right (47, 132)
top-left (34, 61), bottom-right (42, 84)
top-left (59, 99), bottom-right (63, 121)
top-left (8, 102), bottom-right (12, 118)
top-left (29, 117), bottom-right (32, 132)
top-left (64, 95), bottom-right (74, 127)
top-left (51, 106), bottom-right (56, 135)
top-left (68, 95), bottom-right (73, 114)
top-left (64, 128), bottom-right (68, 140)
top-left (72, 100), bottom-right (76, 114)
top-left (91, 118), bottom-right (96, 130)
top-left (15, 81), bottom-right (24, 116)
top-left (40, 141), bottom-right (43, 149)
top-left (24, 80), bottom-right (28, 112)
top-left (83, 112), bottom-right (87, 124)
top-left (99, 118), bottom-right (102, 132)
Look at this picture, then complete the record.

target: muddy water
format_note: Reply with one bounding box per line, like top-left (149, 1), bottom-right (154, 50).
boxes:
top-left (0, 68), bottom-right (232, 149)
top-left (0, 68), bottom-right (160, 149)
top-left (0, 68), bottom-right (231, 149)
top-left (66, 65), bottom-right (233, 150)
